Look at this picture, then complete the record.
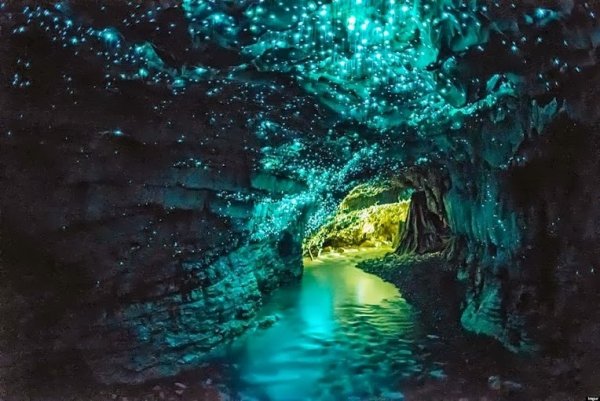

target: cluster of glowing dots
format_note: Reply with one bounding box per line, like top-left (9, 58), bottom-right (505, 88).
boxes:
top-left (9, 0), bottom-right (476, 130)
top-left (238, 0), bottom-right (456, 127)
top-left (8, 0), bottom-right (581, 133)
top-left (12, 3), bottom-right (213, 93)
top-left (180, 0), bottom-right (520, 131)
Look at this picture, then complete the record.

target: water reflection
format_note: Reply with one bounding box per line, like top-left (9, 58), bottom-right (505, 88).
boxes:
top-left (215, 248), bottom-right (422, 401)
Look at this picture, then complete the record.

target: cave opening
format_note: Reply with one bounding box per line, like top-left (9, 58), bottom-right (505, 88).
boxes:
top-left (303, 167), bottom-right (453, 263)
top-left (302, 180), bottom-right (413, 259)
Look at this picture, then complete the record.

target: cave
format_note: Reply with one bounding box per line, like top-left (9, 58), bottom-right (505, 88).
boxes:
top-left (1, 1), bottom-right (600, 400)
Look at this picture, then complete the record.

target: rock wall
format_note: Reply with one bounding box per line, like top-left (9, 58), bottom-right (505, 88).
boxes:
top-left (443, 112), bottom-right (600, 373)
top-left (436, 1), bottom-right (600, 355)
top-left (0, 56), bottom-right (308, 384)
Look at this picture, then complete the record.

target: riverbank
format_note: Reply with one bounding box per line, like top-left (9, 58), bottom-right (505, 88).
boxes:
top-left (356, 252), bottom-right (590, 401)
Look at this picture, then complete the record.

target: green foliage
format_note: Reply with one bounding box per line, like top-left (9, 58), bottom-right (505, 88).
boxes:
top-left (304, 182), bottom-right (410, 256)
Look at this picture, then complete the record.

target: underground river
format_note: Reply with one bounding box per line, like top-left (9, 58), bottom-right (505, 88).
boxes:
top-left (210, 248), bottom-right (443, 401)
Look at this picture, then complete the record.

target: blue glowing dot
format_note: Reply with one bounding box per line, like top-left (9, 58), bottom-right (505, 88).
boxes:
top-left (534, 8), bottom-right (547, 19)
top-left (172, 78), bottom-right (186, 88)
top-left (101, 28), bottom-right (119, 44)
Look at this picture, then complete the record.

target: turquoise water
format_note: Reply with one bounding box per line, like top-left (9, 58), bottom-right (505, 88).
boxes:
top-left (215, 248), bottom-right (426, 401)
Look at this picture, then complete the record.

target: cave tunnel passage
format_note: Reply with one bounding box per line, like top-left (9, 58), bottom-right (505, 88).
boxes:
top-left (211, 176), bottom-right (456, 401)
top-left (302, 180), bottom-right (414, 259)
top-left (302, 172), bottom-right (452, 261)
top-left (5, 0), bottom-right (600, 399)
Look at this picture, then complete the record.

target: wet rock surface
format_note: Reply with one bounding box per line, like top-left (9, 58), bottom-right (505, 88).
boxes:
top-left (357, 253), bottom-right (599, 400)
top-left (0, 364), bottom-right (231, 401)
top-left (358, 253), bottom-right (462, 334)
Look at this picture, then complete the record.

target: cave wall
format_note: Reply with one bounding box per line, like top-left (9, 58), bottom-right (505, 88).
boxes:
top-left (0, 54), bottom-right (311, 384)
top-left (0, 122), bottom-right (306, 384)
top-left (396, 97), bottom-right (600, 358)
top-left (435, 1), bottom-right (600, 354)
top-left (441, 99), bottom-right (600, 354)
top-left (444, 100), bottom-right (552, 352)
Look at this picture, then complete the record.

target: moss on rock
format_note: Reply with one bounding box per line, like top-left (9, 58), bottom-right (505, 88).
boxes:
top-left (304, 182), bottom-right (410, 256)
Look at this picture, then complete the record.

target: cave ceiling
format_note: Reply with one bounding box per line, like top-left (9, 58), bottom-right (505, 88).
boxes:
top-left (2, 0), bottom-right (595, 234)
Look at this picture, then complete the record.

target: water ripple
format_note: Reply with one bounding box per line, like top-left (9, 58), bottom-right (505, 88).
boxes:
top-left (212, 249), bottom-right (437, 401)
